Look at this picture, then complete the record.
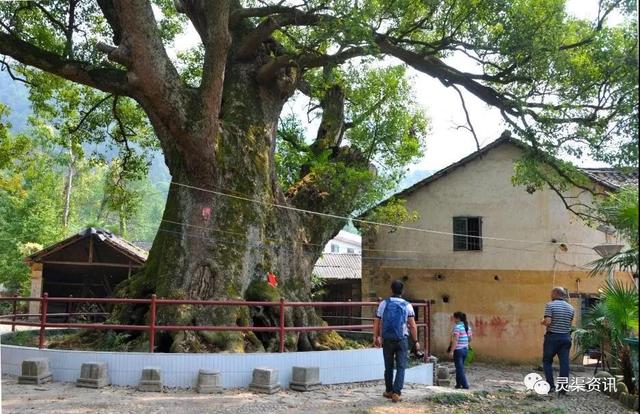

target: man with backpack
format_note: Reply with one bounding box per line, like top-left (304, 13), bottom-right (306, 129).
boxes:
top-left (373, 280), bottom-right (420, 403)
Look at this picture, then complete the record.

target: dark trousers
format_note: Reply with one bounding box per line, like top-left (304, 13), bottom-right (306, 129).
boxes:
top-left (382, 337), bottom-right (409, 394)
top-left (542, 332), bottom-right (572, 391)
top-left (453, 348), bottom-right (469, 389)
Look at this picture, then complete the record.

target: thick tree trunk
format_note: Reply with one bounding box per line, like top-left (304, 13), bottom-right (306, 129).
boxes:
top-left (111, 64), bottom-right (342, 352)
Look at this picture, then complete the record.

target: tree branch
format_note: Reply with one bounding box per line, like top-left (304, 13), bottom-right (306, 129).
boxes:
top-left (0, 32), bottom-right (130, 96)
top-left (235, 11), bottom-right (330, 61)
top-left (173, 0), bottom-right (231, 122)
top-left (0, 58), bottom-right (33, 85)
top-left (96, 0), bottom-right (122, 45)
top-left (229, 5), bottom-right (302, 27)
top-left (298, 47), bottom-right (369, 69)
top-left (452, 84), bottom-right (480, 151)
top-left (109, 1), bottom-right (189, 132)
top-left (67, 94), bottom-right (113, 135)
top-left (375, 36), bottom-right (519, 116)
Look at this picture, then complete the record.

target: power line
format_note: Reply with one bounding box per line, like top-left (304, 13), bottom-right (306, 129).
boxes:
top-left (150, 222), bottom-right (601, 261)
top-left (162, 180), bottom-right (600, 248)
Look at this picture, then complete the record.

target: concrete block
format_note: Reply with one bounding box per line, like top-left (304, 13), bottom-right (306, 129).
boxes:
top-left (624, 393), bottom-right (635, 409)
top-left (436, 366), bottom-right (450, 380)
top-left (618, 391), bottom-right (628, 405)
top-left (569, 364), bottom-right (585, 372)
top-left (290, 366), bottom-right (321, 392)
top-left (614, 381), bottom-right (628, 397)
top-left (249, 367), bottom-right (281, 394)
top-left (436, 378), bottom-right (452, 387)
top-left (593, 371), bottom-right (613, 393)
top-left (76, 362), bottom-right (110, 388)
top-left (18, 359), bottom-right (52, 385)
top-left (138, 367), bottom-right (163, 392)
top-left (196, 369), bottom-right (222, 394)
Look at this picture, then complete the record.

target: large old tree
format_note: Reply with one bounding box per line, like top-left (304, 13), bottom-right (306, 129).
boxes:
top-left (0, 0), bottom-right (637, 351)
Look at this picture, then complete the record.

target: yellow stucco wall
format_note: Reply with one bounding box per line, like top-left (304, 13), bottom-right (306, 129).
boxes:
top-left (362, 141), bottom-right (633, 363)
top-left (366, 143), bottom-right (621, 272)
top-left (362, 267), bottom-right (630, 363)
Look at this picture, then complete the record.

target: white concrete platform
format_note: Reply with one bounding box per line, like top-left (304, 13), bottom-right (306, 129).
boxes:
top-left (1, 340), bottom-right (433, 388)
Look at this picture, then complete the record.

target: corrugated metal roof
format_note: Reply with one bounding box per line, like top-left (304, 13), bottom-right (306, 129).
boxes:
top-left (313, 253), bottom-right (361, 280)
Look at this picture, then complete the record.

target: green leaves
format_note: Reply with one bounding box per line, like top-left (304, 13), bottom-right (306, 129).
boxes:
top-left (358, 198), bottom-right (419, 234)
top-left (588, 186), bottom-right (639, 276)
top-left (278, 63), bottom-right (426, 215)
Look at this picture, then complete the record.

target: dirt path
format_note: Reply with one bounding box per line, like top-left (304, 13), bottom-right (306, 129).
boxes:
top-left (1, 363), bottom-right (634, 414)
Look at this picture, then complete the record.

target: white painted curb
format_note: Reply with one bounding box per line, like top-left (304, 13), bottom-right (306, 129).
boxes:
top-left (1, 343), bottom-right (433, 388)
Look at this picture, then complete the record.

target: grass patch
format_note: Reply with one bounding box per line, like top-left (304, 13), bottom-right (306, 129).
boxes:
top-left (425, 392), bottom-right (478, 405)
top-left (1, 330), bottom-right (38, 346)
top-left (524, 393), bottom-right (548, 401)
top-left (527, 409), bottom-right (566, 414)
top-left (472, 390), bottom-right (490, 399)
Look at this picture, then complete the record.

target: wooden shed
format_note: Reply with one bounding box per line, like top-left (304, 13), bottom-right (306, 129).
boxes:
top-left (26, 227), bottom-right (147, 315)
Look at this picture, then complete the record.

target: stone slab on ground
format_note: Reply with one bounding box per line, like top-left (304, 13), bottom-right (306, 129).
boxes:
top-left (2, 363), bottom-right (637, 414)
top-left (290, 366), bottom-right (321, 392)
top-left (436, 366), bottom-right (450, 380)
top-left (196, 369), bottom-right (222, 394)
top-left (138, 367), bottom-right (162, 392)
top-left (76, 362), bottom-right (110, 389)
top-left (18, 358), bottom-right (52, 385)
top-left (436, 379), bottom-right (452, 387)
top-left (249, 367), bottom-right (280, 394)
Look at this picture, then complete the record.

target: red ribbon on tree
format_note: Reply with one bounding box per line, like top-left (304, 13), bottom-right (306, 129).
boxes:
top-left (267, 272), bottom-right (278, 287)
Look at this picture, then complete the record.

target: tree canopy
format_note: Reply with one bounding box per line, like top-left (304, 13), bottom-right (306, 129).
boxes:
top-left (1, 1), bottom-right (636, 190)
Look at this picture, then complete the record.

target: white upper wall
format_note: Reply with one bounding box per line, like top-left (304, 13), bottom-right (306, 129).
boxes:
top-left (369, 142), bottom-right (614, 271)
top-left (323, 230), bottom-right (361, 254)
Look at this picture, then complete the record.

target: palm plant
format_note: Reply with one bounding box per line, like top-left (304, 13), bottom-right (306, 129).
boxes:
top-left (589, 186), bottom-right (639, 277)
top-left (574, 280), bottom-right (639, 394)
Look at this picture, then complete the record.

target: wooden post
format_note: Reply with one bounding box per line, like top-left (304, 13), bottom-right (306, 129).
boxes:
top-left (279, 298), bottom-right (285, 353)
top-left (11, 294), bottom-right (17, 332)
top-left (422, 301), bottom-right (428, 362)
top-left (65, 295), bottom-right (73, 323)
top-left (149, 294), bottom-right (157, 353)
top-left (425, 300), bottom-right (431, 357)
top-left (347, 299), bottom-right (352, 326)
top-left (38, 293), bottom-right (48, 349)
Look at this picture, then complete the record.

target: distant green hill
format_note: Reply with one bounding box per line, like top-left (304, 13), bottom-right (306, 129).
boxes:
top-left (0, 71), bottom-right (31, 132)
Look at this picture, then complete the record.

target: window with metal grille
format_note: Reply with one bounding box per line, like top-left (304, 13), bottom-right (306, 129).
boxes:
top-left (331, 244), bottom-right (340, 253)
top-left (453, 217), bottom-right (483, 251)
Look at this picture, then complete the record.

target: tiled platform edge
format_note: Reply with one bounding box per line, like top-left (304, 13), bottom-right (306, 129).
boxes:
top-left (1, 341), bottom-right (432, 388)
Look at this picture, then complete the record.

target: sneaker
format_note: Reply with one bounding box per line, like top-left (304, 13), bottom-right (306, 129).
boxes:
top-left (391, 393), bottom-right (402, 403)
top-left (383, 391), bottom-right (393, 399)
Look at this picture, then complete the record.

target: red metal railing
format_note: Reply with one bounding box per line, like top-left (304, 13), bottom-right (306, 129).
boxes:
top-left (0, 294), bottom-right (431, 359)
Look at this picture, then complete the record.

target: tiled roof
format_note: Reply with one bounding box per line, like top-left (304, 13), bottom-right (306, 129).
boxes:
top-left (361, 133), bottom-right (639, 216)
top-left (313, 253), bottom-right (361, 280)
top-left (28, 227), bottom-right (148, 263)
top-left (579, 168), bottom-right (638, 190)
